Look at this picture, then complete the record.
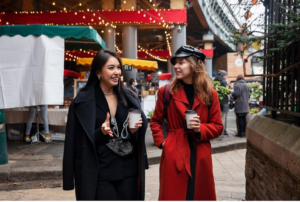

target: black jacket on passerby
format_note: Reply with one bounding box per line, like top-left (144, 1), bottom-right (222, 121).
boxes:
top-left (232, 80), bottom-right (250, 114)
top-left (214, 75), bottom-right (229, 105)
top-left (63, 85), bottom-right (148, 200)
top-left (129, 86), bottom-right (138, 95)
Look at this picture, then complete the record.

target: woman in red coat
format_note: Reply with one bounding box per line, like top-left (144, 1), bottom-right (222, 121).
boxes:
top-left (150, 45), bottom-right (223, 200)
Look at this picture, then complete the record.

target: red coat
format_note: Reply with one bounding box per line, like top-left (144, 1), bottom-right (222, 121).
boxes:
top-left (150, 86), bottom-right (223, 200)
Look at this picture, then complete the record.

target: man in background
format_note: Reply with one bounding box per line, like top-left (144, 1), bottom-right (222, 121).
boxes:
top-left (214, 70), bottom-right (229, 136)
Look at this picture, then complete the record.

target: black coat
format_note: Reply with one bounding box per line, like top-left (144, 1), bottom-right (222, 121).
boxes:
top-left (63, 85), bottom-right (149, 200)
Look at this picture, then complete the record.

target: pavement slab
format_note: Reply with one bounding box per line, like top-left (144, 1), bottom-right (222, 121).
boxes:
top-left (0, 149), bottom-right (246, 201)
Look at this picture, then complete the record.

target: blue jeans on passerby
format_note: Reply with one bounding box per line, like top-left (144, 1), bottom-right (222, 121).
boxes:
top-left (220, 104), bottom-right (229, 135)
top-left (25, 105), bottom-right (49, 135)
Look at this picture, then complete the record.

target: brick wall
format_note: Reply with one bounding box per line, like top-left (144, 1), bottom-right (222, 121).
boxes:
top-left (214, 53), bottom-right (252, 83)
top-left (246, 115), bottom-right (300, 200)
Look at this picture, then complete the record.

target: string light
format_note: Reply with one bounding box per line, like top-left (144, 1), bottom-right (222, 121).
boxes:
top-left (165, 31), bottom-right (172, 56)
top-left (52, 2), bottom-right (55, 5)
top-left (79, 3), bottom-right (82, 6)
top-left (115, 45), bottom-right (123, 54)
top-left (138, 46), bottom-right (167, 62)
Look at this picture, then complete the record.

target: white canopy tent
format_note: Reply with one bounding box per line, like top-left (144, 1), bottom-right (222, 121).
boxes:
top-left (0, 25), bottom-right (105, 109)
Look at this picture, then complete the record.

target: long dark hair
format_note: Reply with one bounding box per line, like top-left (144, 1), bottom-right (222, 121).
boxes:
top-left (81, 49), bottom-right (127, 106)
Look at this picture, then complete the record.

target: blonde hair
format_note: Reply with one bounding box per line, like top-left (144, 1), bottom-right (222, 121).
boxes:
top-left (169, 56), bottom-right (213, 105)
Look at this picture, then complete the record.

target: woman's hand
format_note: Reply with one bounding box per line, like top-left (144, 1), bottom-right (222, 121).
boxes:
top-left (188, 115), bottom-right (201, 133)
top-left (101, 112), bottom-right (114, 137)
top-left (128, 118), bottom-right (143, 134)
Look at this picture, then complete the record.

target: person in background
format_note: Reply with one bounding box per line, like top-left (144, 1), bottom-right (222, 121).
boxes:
top-left (214, 70), bottom-right (229, 136)
top-left (231, 74), bottom-right (250, 138)
top-left (129, 78), bottom-right (138, 95)
top-left (63, 49), bottom-right (148, 200)
top-left (150, 45), bottom-right (223, 200)
top-left (24, 105), bottom-right (51, 143)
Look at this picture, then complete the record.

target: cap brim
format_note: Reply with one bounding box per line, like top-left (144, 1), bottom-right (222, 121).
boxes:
top-left (170, 53), bottom-right (193, 65)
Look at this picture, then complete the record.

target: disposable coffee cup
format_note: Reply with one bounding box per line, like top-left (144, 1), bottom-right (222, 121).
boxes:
top-left (129, 108), bottom-right (141, 128)
top-left (185, 110), bottom-right (198, 129)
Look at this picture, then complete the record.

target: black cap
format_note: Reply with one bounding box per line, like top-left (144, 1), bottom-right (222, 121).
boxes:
top-left (170, 45), bottom-right (206, 65)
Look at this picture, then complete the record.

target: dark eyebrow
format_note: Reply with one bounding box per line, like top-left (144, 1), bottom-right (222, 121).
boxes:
top-left (107, 64), bottom-right (119, 67)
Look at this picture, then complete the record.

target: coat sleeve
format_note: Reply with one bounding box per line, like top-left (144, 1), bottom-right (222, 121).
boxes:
top-left (63, 102), bottom-right (76, 190)
top-left (150, 86), bottom-right (166, 148)
top-left (198, 89), bottom-right (224, 141)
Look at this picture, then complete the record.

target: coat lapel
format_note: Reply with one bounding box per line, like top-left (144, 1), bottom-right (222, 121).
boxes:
top-left (172, 87), bottom-right (189, 106)
top-left (74, 87), bottom-right (96, 145)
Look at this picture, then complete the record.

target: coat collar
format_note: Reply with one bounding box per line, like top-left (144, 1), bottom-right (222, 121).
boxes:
top-left (74, 87), bottom-right (96, 145)
top-left (172, 86), bottom-right (202, 110)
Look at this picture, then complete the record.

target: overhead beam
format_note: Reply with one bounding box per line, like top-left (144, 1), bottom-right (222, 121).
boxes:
top-left (189, 0), bottom-right (209, 29)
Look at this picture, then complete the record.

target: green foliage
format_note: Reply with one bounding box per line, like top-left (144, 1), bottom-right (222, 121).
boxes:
top-left (213, 81), bottom-right (230, 100)
top-left (228, 0), bottom-right (300, 60)
top-left (249, 107), bottom-right (260, 114)
top-left (147, 109), bottom-right (154, 119)
top-left (249, 83), bottom-right (263, 99)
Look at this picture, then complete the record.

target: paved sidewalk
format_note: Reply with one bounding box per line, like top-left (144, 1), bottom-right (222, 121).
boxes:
top-left (0, 149), bottom-right (246, 201)
top-left (0, 126), bottom-right (245, 183)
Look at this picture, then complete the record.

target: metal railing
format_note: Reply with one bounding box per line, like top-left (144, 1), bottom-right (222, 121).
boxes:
top-left (262, 0), bottom-right (300, 126)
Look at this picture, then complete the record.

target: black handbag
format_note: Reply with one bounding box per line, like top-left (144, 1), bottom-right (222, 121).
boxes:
top-left (106, 137), bottom-right (134, 157)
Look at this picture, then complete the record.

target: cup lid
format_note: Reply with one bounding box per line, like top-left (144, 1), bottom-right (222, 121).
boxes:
top-left (185, 110), bottom-right (197, 114)
top-left (129, 108), bottom-right (141, 113)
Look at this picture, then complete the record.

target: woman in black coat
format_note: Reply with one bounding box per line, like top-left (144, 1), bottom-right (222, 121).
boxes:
top-left (63, 49), bottom-right (148, 200)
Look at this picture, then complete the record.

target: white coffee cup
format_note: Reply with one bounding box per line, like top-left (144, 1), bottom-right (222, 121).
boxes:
top-left (185, 110), bottom-right (198, 129)
top-left (129, 108), bottom-right (141, 128)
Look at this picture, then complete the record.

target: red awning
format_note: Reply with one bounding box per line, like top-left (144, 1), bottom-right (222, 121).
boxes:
top-left (147, 73), bottom-right (172, 81)
top-left (0, 9), bottom-right (187, 25)
top-left (64, 69), bottom-right (80, 78)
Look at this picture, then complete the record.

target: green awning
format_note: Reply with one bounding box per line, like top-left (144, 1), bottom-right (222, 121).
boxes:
top-left (0, 25), bottom-right (106, 49)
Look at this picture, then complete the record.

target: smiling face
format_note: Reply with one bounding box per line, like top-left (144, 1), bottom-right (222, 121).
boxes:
top-left (173, 57), bottom-right (193, 84)
top-left (97, 56), bottom-right (121, 88)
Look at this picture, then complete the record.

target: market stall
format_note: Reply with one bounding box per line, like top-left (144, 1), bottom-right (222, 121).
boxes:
top-left (0, 25), bottom-right (106, 140)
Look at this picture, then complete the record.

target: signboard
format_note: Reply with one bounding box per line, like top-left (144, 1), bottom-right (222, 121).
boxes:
top-left (151, 73), bottom-right (159, 84)
top-left (123, 65), bottom-right (133, 71)
top-left (136, 72), bottom-right (145, 85)
top-left (74, 79), bottom-right (87, 97)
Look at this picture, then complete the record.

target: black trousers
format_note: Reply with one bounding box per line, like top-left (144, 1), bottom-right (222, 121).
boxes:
top-left (236, 113), bottom-right (247, 135)
top-left (95, 175), bottom-right (138, 200)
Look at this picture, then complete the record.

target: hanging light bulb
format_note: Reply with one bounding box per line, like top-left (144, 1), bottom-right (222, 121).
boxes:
top-left (79, 2), bottom-right (82, 6)
top-left (123, 0), bottom-right (126, 3)
top-left (52, 2), bottom-right (55, 5)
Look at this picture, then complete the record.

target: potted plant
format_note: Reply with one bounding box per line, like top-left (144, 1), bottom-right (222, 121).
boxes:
top-left (249, 83), bottom-right (263, 100)
top-left (213, 81), bottom-right (230, 100)
top-left (141, 86), bottom-right (149, 97)
top-left (147, 110), bottom-right (154, 119)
